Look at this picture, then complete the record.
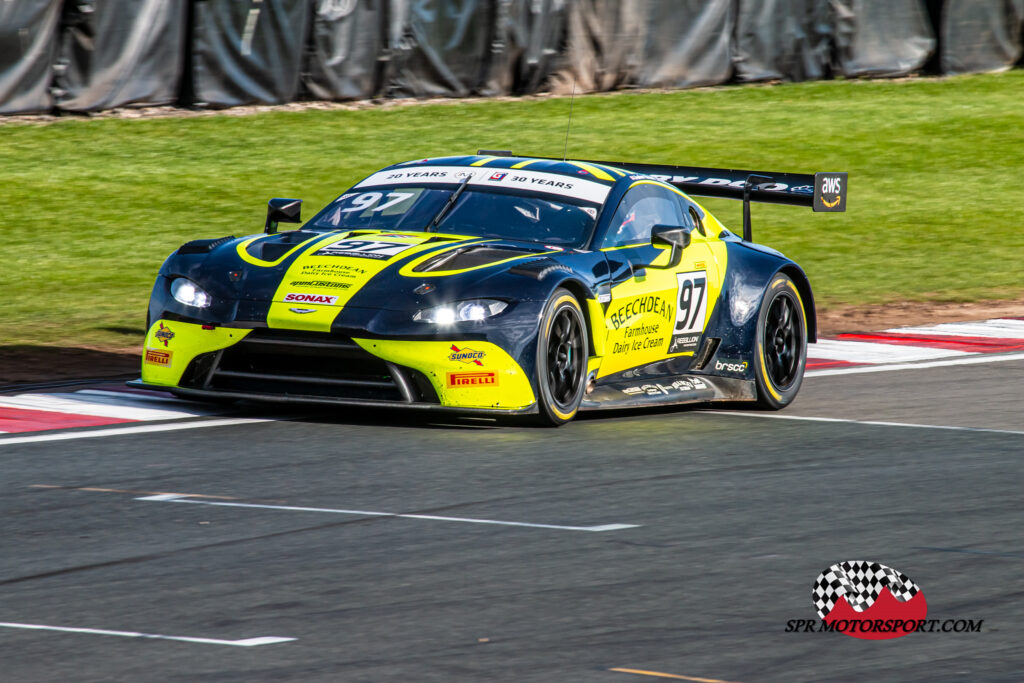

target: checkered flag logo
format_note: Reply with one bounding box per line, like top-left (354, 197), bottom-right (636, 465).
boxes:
top-left (812, 561), bottom-right (921, 619)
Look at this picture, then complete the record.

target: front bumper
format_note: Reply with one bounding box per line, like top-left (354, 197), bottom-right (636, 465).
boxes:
top-left (139, 319), bottom-right (538, 411)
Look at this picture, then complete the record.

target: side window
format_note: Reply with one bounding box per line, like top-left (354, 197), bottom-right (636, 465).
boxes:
top-left (603, 184), bottom-right (688, 248)
top-left (674, 195), bottom-right (704, 236)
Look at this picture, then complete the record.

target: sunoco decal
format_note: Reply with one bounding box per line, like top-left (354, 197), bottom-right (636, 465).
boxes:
top-left (448, 344), bottom-right (485, 366)
top-left (154, 322), bottom-right (175, 347)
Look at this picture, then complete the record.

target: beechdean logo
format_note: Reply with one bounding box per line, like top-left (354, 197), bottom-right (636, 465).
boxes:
top-left (813, 561), bottom-right (927, 640)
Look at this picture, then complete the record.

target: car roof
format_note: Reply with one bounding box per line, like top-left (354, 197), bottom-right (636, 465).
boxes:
top-left (384, 154), bottom-right (636, 187)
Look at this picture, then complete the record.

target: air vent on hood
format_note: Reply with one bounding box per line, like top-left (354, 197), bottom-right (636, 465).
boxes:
top-left (412, 246), bottom-right (540, 273)
top-left (177, 235), bottom-right (235, 255)
top-left (246, 231), bottom-right (319, 261)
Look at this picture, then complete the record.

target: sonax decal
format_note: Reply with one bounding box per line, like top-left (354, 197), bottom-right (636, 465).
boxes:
top-left (284, 292), bottom-right (338, 305)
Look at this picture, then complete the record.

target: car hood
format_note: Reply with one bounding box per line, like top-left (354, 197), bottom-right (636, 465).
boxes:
top-left (192, 229), bottom-right (574, 313)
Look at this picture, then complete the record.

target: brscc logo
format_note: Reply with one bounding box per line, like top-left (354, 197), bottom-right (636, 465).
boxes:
top-left (813, 561), bottom-right (927, 640)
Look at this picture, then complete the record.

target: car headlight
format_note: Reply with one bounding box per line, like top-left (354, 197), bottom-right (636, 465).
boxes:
top-left (413, 299), bottom-right (507, 324)
top-left (170, 277), bottom-right (212, 308)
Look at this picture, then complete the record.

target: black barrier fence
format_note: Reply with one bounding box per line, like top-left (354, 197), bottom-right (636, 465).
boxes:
top-left (2, 0), bottom-right (1022, 115)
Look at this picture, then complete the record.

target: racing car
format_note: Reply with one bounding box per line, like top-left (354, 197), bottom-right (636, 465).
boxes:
top-left (130, 153), bottom-right (846, 425)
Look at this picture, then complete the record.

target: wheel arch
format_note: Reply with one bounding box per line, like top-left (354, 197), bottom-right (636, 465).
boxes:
top-left (550, 277), bottom-right (598, 356)
top-left (777, 264), bottom-right (817, 343)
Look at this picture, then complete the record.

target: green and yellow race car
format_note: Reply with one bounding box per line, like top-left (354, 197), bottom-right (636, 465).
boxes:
top-left (131, 153), bottom-right (846, 425)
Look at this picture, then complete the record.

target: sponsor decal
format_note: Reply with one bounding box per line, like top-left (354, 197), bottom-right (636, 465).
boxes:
top-left (288, 280), bottom-right (351, 290)
top-left (355, 165), bottom-right (611, 204)
top-left (611, 322), bottom-right (663, 355)
top-left (448, 344), bottom-right (485, 366)
top-left (154, 322), bottom-right (175, 347)
top-left (814, 172), bottom-right (847, 212)
top-left (144, 349), bottom-right (172, 367)
top-left (284, 292), bottom-right (338, 305)
top-left (447, 371), bottom-right (498, 388)
top-left (289, 308), bottom-right (316, 314)
top-left (669, 270), bottom-right (708, 353)
top-left (621, 378), bottom-right (707, 396)
top-left (300, 263), bottom-right (366, 279)
top-left (314, 238), bottom-right (417, 260)
top-left (375, 233), bottom-right (419, 239)
top-left (714, 358), bottom-right (749, 375)
top-left (608, 295), bottom-right (674, 330)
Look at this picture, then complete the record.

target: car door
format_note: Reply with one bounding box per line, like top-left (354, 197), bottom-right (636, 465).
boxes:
top-left (598, 182), bottom-right (721, 378)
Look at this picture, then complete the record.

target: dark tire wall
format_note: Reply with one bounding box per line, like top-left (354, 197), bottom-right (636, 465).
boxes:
top-left (2, 0), bottom-right (1020, 114)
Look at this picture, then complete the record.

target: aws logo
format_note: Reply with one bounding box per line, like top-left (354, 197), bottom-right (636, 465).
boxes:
top-left (814, 172), bottom-right (847, 212)
top-left (714, 358), bottom-right (749, 374)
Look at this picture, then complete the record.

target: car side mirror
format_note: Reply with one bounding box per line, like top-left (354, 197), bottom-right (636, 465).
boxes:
top-left (264, 198), bottom-right (302, 234)
top-left (642, 224), bottom-right (692, 270)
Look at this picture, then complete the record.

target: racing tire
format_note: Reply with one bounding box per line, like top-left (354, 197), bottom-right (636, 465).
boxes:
top-left (753, 273), bottom-right (807, 410)
top-left (534, 289), bottom-right (588, 426)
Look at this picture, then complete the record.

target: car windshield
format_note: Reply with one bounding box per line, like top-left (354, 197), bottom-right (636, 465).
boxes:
top-left (307, 185), bottom-right (600, 247)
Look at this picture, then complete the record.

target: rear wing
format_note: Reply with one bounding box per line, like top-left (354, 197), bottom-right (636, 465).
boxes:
top-left (481, 151), bottom-right (847, 242)
top-left (580, 160), bottom-right (847, 213)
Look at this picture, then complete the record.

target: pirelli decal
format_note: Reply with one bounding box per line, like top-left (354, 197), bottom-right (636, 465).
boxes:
top-left (145, 349), bottom-right (172, 367)
top-left (447, 371), bottom-right (498, 388)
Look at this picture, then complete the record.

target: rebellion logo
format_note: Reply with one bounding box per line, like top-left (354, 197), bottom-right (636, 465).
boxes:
top-left (284, 292), bottom-right (338, 305)
top-left (448, 344), bottom-right (485, 366)
top-left (447, 371), bottom-right (497, 388)
top-left (812, 561), bottom-right (927, 640)
top-left (154, 322), bottom-right (175, 347)
top-left (144, 349), bottom-right (172, 367)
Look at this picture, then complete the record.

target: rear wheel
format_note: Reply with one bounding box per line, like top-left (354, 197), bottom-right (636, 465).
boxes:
top-left (753, 273), bottom-right (807, 409)
top-left (534, 289), bottom-right (588, 426)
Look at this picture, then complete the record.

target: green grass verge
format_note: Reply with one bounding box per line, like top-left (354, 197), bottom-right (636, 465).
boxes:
top-left (2, 71), bottom-right (1022, 350)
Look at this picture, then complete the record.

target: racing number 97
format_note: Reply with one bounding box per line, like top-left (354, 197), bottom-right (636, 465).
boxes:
top-left (675, 272), bottom-right (707, 333)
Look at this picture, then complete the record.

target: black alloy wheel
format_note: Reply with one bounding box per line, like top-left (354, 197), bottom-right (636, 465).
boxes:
top-left (764, 293), bottom-right (800, 389)
top-left (535, 289), bottom-right (588, 425)
top-left (753, 274), bottom-right (807, 409)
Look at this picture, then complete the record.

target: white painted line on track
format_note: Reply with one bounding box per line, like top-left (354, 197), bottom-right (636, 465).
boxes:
top-left (0, 393), bottom-right (206, 421)
top-left (707, 411), bottom-right (1024, 436)
top-left (136, 494), bottom-right (640, 532)
top-left (885, 319), bottom-right (1024, 338)
top-left (0, 621), bottom-right (295, 647)
top-left (808, 339), bottom-right (971, 364)
top-left (0, 418), bottom-right (272, 447)
top-left (805, 351), bottom-right (1024, 378)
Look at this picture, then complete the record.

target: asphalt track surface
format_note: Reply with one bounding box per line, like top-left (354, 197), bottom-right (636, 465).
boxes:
top-left (2, 357), bottom-right (1023, 682)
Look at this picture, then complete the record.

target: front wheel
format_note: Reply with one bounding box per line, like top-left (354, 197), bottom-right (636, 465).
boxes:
top-left (534, 289), bottom-right (588, 426)
top-left (753, 273), bottom-right (807, 410)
